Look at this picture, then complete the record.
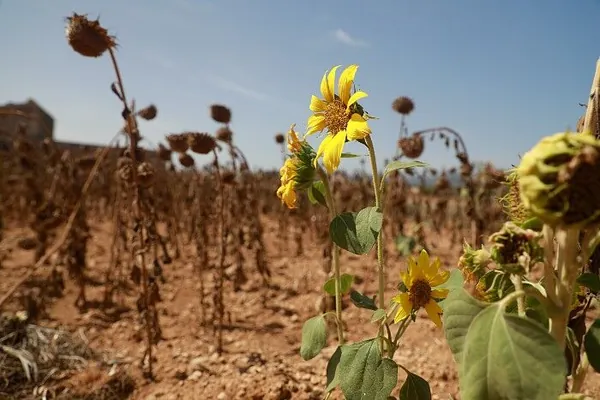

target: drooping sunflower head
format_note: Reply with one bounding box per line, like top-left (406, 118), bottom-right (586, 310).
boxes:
top-left (392, 250), bottom-right (450, 328)
top-left (306, 65), bottom-right (373, 173)
top-left (276, 125), bottom-right (317, 209)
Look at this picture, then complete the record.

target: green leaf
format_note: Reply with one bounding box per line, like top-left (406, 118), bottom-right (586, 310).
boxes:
top-left (350, 290), bottom-right (378, 311)
top-left (338, 339), bottom-right (398, 400)
top-left (395, 234), bottom-right (417, 256)
top-left (437, 269), bottom-right (465, 310)
top-left (577, 273), bottom-right (600, 294)
top-left (398, 369), bottom-right (431, 400)
top-left (584, 319), bottom-right (600, 372)
top-left (371, 309), bottom-right (387, 323)
top-left (460, 302), bottom-right (566, 400)
top-left (330, 207), bottom-right (383, 255)
top-left (308, 181), bottom-right (327, 207)
top-left (382, 160), bottom-right (428, 181)
top-left (326, 346), bottom-right (342, 392)
top-left (323, 274), bottom-right (354, 296)
top-left (300, 315), bottom-right (327, 361)
top-left (442, 288), bottom-right (489, 363)
top-left (341, 152), bottom-right (364, 158)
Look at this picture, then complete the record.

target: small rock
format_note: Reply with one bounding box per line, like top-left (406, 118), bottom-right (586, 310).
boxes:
top-left (217, 392), bottom-right (227, 400)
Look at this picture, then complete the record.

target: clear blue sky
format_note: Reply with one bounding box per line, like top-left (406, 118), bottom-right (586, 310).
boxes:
top-left (1, 0), bottom-right (598, 172)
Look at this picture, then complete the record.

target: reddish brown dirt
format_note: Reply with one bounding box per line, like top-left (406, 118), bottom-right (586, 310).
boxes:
top-left (1, 219), bottom-right (599, 399)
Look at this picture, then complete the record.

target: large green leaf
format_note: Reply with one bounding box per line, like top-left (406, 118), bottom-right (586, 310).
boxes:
top-left (338, 339), bottom-right (398, 400)
top-left (398, 369), bottom-right (431, 400)
top-left (442, 288), bottom-right (488, 363)
top-left (326, 346), bottom-right (342, 392)
top-left (300, 315), bottom-right (327, 361)
top-left (460, 302), bottom-right (566, 400)
top-left (382, 160), bottom-right (428, 181)
top-left (323, 273), bottom-right (354, 296)
top-left (330, 207), bottom-right (383, 255)
top-left (584, 319), bottom-right (600, 372)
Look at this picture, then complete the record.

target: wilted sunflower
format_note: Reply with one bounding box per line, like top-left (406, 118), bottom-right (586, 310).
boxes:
top-left (392, 250), bottom-right (450, 328)
top-left (306, 65), bottom-right (371, 173)
top-left (276, 124), bottom-right (317, 209)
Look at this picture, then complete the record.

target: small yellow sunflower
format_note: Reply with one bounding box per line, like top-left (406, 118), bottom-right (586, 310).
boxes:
top-left (276, 125), bottom-right (317, 209)
top-left (392, 250), bottom-right (450, 328)
top-left (306, 64), bottom-right (371, 173)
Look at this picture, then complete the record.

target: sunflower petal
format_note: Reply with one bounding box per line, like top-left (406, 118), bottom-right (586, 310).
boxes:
top-left (392, 293), bottom-right (412, 324)
top-left (338, 65), bottom-right (358, 104)
top-left (314, 134), bottom-right (334, 167)
top-left (431, 288), bottom-right (449, 300)
top-left (322, 131), bottom-right (347, 173)
top-left (424, 300), bottom-right (443, 328)
top-left (407, 256), bottom-right (424, 282)
top-left (309, 95), bottom-right (326, 113)
top-left (430, 270), bottom-right (450, 287)
top-left (417, 250), bottom-right (430, 273)
top-left (320, 66), bottom-right (340, 102)
top-left (346, 114), bottom-right (372, 140)
top-left (347, 90), bottom-right (368, 108)
top-left (306, 114), bottom-right (326, 136)
top-left (327, 66), bottom-right (341, 100)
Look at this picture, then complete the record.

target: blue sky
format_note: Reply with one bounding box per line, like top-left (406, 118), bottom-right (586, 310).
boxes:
top-left (1, 0), bottom-right (598, 172)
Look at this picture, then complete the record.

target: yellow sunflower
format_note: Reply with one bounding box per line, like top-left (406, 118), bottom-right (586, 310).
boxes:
top-left (392, 250), bottom-right (450, 328)
top-left (306, 65), bottom-right (371, 173)
top-left (276, 125), bottom-right (317, 209)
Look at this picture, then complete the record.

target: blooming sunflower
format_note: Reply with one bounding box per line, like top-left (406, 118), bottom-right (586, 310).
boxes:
top-left (276, 124), bottom-right (317, 209)
top-left (306, 65), bottom-right (372, 173)
top-left (392, 250), bottom-right (450, 328)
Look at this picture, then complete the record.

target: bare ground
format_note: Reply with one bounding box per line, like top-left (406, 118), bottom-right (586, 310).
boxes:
top-left (1, 218), bottom-right (599, 399)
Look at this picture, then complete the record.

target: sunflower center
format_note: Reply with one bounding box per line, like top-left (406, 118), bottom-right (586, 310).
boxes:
top-left (409, 279), bottom-right (432, 309)
top-left (324, 99), bottom-right (350, 135)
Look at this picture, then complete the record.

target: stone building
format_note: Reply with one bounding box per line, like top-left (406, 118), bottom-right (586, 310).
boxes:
top-left (0, 99), bottom-right (160, 161)
top-left (0, 99), bottom-right (54, 150)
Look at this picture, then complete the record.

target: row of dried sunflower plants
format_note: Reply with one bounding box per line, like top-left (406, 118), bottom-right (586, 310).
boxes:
top-left (0, 13), bottom-right (273, 394)
top-left (277, 63), bottom-right (600, 400)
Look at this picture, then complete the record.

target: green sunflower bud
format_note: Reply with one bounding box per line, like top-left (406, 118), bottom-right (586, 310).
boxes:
top-left (517, 132), bottom-right (600, 228)
top-left (458, 242), bottom-right (491, 282)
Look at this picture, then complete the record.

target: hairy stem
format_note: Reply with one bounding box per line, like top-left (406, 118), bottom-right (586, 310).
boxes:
top-left (317, 166), bottom-right (344, 345)
top-left (365, 136), bottom-right (385, 310)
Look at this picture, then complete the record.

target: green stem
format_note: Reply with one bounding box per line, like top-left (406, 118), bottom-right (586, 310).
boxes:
top-left (510, 275), bottom-right (526, 317)
top-left (317, 166), bottom-right (345, 345)
top-left (365, 136), bottom-right (385, 310)
top-left (550, 228), bottom-right (580, 350)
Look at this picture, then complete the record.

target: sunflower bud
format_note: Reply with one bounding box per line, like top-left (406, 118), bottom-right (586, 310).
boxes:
top-left (188, 132), bottom-right (217, 155)
top-left (276, 125), bottom-right (317, 208)
top-left (517, 132), bottom-right (600, 228)
top-left (489, 222), bottom-right (544, 275)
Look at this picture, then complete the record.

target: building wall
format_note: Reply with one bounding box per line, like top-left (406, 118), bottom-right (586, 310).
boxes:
top-left (0, 99), bottom-right (54, 145)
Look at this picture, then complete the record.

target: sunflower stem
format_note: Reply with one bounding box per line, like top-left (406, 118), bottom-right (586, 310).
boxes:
top-left (549, 227), bottom-right (580, 350)
top-left (317, 166), bottom-right (345, 345)
top-left (365, 136), bottom-right (385, 310)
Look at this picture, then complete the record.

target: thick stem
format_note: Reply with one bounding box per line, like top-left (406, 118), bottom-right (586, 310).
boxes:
top-left (571, 353), bottom-right (590, 393)
top-left (365, 136), bottom-right (385, 310)
top-left (550, 228), bottom-right (580, 350)
top-left (317, 167), bottom-right (344, 345)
